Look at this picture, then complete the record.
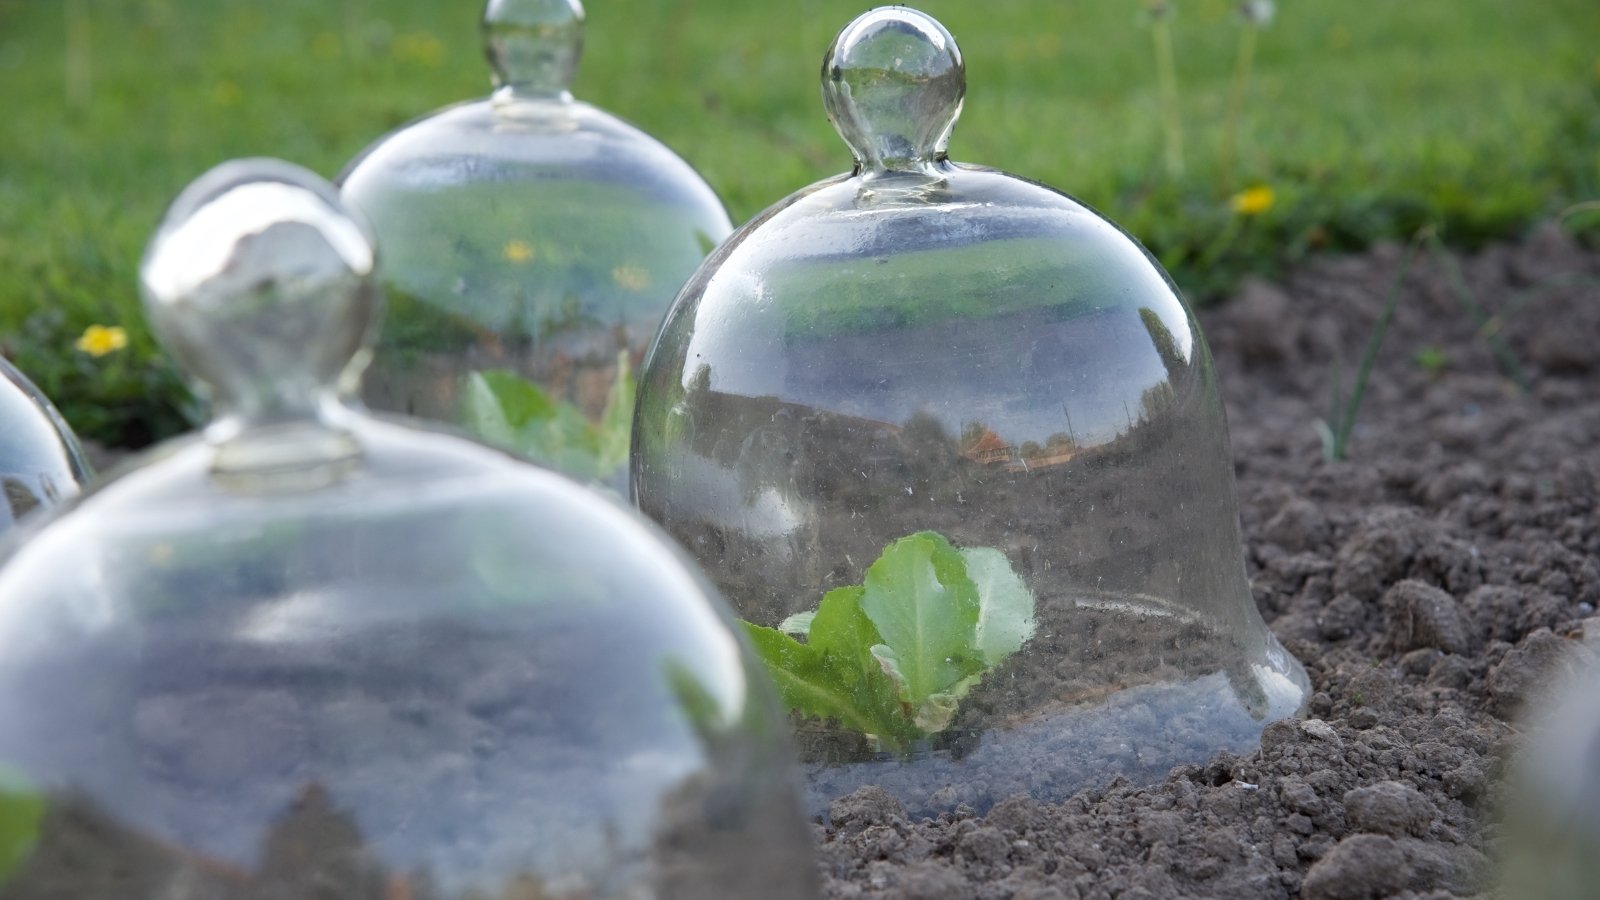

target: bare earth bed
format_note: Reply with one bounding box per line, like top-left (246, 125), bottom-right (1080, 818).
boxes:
top-left (813, 226), bottom-right (1600, 899)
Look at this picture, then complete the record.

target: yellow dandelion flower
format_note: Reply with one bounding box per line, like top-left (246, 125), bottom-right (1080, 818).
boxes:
top-left (611, 265), bottom-right (650, 292)
top-left (1230, 185), bottom-right (1275, 216)
top-left (75, 324), bottom-right (128, 357)
top-left (502, 239), bottom-right (535, 264)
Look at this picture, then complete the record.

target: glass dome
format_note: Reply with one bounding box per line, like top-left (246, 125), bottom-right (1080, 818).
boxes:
top-left (0, 355), bottom-right (90, 532)
top-left (633, 6), bottom-right (1310, 815)
top-left (339, 0), bottom-right (733, 492)
top-left (0, 160), bottom-right (816, 899)
top-left (1501, 654), bottom-right (1600, 900)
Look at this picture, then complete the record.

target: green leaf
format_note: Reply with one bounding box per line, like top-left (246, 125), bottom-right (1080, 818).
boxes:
top-left (868, 642), bottom-right (909, 700)
top-left (460, 370), bottom-right (523, 448)
top-left (858, 532), bottom-right (986, 708)
top-left (743, 623), bottom-right (881, 736)
top-left (806, 586), bottom-right (873, 663)
top-left (743, 534), bottom-right (1037, 749)
top-left (663, 659), bottom-right (731, 743)
top-left (0, 765), bottom-right (43, 886)
top-left (807, 588), bottom-right (928, 744)
top-left (463, 370), bottom-right (556, 432)
top-left (871, 647), bottom-right (969, 734)
top-left (460, 369), bottom-right (617, 481)
top-left (777, 611), bottom-right (814, 636)
top-left (961, 546), bottom-right (1037, 666)
top-left (745, 613), bottom-right (922, 750)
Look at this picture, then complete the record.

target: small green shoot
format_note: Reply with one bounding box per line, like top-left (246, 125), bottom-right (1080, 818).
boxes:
top-left (1425, 229), bottom-right (1532, 393)
top-left (1414, 345), bottom-right (1450, 376)
top-left (1316, 222), bottom-right (1595, 460)
top-left (1498, 271), bottom-right (1600, 325)
top-left (1558, 200), bottom-right (1600, 235)
top-left (0, 765), bottom-right (43, 886)
top-left (744, 532), bottom-right (1036, 753)
top-left (1315, 228), bottom-right (1428, 462)
top-left (460, 350), bottom-right (634, 482)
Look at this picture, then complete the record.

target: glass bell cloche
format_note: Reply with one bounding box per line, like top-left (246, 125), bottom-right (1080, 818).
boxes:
top-left (633, 6), bottom-right (1310, 815)
top-left (0, 356), bottom-right (90, 532)
top-left (339, 0), bottom-right (733, 491)
top-left (1500, 654), bottom-right (1600, 900)
top-left (0, 160), bottom-right (816, 899)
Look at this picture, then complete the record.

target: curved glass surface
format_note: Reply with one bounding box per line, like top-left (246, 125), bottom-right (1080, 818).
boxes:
top-left (0, 356), bottom-right (89, 532)
top-left (0, 159), bottom-right (816, 899)
top-left (340, 0), bottom-right (732, 492)
top-left (633, 6), bottom-right (1308, 816)
top-left (1501, 655), bottom-right (1600, 900)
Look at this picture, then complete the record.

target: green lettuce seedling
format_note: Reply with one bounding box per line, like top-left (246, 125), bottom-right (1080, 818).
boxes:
top-left (744, 531), bottom-right (1036, 752)
top-left (460, 350), bottom-right (634, 482)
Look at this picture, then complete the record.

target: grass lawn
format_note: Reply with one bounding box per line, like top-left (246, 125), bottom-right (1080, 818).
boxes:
top-left (0, 0), bottom-right (1595, 446)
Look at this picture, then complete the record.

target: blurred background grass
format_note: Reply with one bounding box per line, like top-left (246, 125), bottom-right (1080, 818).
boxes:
top-left (0, 0), bottom-right (1596, 447)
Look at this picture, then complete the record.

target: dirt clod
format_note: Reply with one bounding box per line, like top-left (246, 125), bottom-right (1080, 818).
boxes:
top-left (1383, 580), bottom-right (1472, 655)
top-left (830, 787), bottom-right (909, 835)
top-left (1301, 834), bottom-right (1411, 900)
top-left (1486, 627), bottom-right (1593, 719)
top-left (1343, 781), bottom-right (1438, 837)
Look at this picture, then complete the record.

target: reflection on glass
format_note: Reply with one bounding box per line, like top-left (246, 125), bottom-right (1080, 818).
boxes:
top-left (340, 0), bottom-right (733, 491)
top-left (1501, 656), bottom-right (1600, 900)
top-left (0, 160), bottom-right (815, 899)
top-left (0, 356), bottom-right (90, 533)
top-left (633, 6), bottom-right (1308, 816)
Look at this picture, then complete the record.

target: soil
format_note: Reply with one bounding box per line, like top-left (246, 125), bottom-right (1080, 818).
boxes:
top-left (811, 225), bottom-right (1600, 899)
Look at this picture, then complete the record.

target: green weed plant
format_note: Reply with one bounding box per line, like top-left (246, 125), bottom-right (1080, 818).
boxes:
top-left (1315, 229), bottom-right (1426, 462)
top-left (1316, 223), bottom-right (1598, 461)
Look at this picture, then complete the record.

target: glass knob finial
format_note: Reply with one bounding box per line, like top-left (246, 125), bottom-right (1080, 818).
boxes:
top-left (483, 0), bottom-right (584, 101)
top-left (822, 6), bottom-right (965, 175)
top-left (139, 159), bottom-right (379, 432)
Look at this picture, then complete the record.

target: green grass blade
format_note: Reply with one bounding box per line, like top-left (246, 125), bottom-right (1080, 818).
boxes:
top-left (1426, 231), bottom-right (1532, 393)
top-left (1331, 229), bottom-right (1427, 460)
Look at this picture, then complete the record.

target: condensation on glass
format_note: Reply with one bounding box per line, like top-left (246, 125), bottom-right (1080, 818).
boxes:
top-left (0, 160), bottom-right (816, 899)
top-left (339, 0), bottom-right (733, 491)
top-left (0, 356), bottom-right (89, 532)
top-left (633, 6), bottom-right (1310, 815)
top-left (1500, 653), bottom-right (1600, 900)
